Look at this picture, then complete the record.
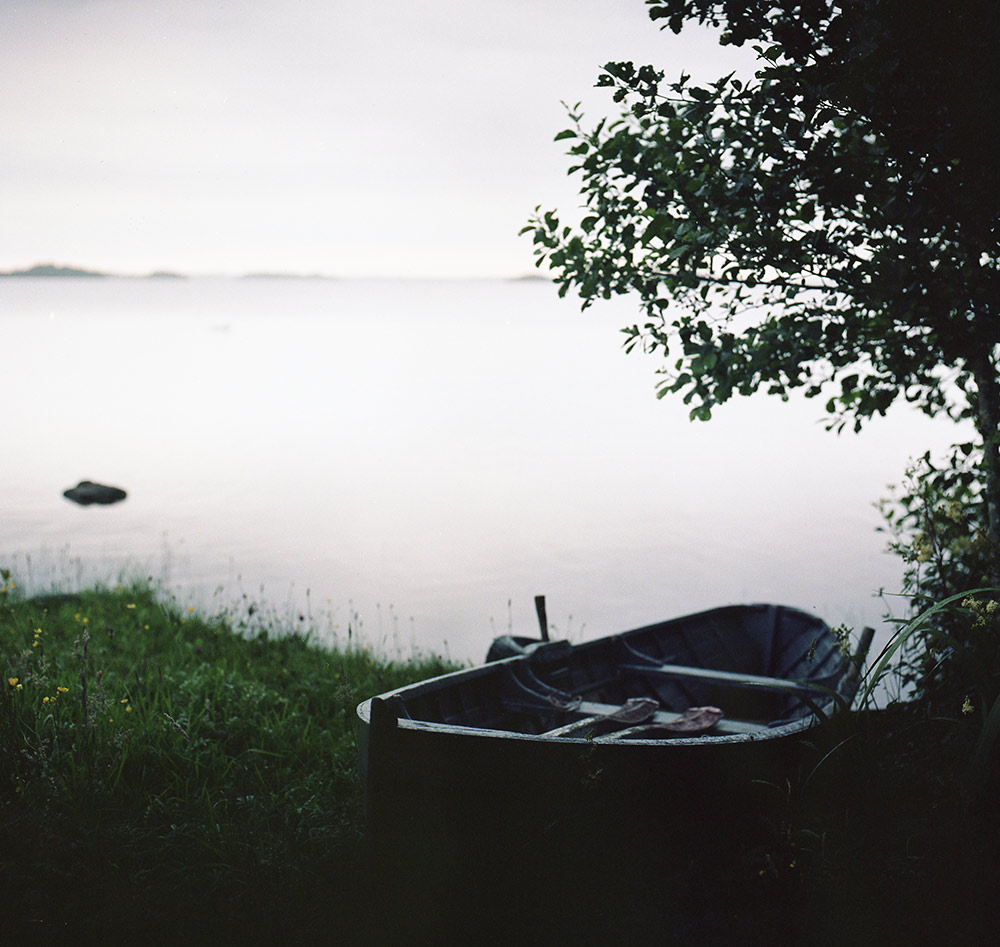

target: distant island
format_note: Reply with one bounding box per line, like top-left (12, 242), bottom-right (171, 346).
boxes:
top-left (0, 263), bottom-right (109, 278)
top-left (0, 263), bottom-right (332, 280)
top-left (0, 263), bottom-right (188, 279)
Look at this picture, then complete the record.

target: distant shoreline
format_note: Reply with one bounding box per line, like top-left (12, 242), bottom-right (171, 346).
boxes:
top-left (0, 262), bottom-right (551, 282)
top-left (0, 263), bottom-right (185, 280)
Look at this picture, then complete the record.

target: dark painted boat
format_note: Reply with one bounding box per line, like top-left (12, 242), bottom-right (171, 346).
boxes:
top-left (359, 603), bottom-right (873, 768)
top-left (357, 603), bottom-right (873, 943)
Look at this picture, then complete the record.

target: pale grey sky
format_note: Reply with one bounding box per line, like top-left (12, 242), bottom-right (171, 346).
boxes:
top-left (1, 0), bottom-right (756, 277)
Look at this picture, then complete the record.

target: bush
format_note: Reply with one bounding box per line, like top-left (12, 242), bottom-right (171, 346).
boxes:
top-left (878, 445), bottom-right (1000, 705)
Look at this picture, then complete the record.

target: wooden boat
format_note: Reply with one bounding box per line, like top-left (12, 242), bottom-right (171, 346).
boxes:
top-left (359, 602), bottom-right (872, 767)
top-left (357, 603), bottom-right (873, 942)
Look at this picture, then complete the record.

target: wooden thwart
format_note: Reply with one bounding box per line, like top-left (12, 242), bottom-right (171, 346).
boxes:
top-left (619, 661), bottom-right (829, 698)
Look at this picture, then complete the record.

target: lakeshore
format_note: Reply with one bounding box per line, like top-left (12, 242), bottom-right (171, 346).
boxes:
top-left (2, 580), bottom-right (997, 944)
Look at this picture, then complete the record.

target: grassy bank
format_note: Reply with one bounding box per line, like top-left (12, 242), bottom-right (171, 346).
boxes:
top-left (3, 579), bottom-right (999, 945)
top-left (0, 578), bottom-right (455, 945)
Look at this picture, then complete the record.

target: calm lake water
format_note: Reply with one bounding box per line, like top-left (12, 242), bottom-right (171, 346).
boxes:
top-left (0, 276), bottom-right (968, 662)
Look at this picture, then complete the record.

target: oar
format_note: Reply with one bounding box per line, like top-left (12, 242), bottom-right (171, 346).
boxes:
top-left (535, 594), bottom-right (549, 642)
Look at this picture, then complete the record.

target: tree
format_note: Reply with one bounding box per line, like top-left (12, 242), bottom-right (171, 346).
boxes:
top-left (524, 0), bottom-right (1000, 580)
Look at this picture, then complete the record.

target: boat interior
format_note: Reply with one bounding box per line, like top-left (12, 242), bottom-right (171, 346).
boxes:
top-left (388, 611), bottom-right (873, 742)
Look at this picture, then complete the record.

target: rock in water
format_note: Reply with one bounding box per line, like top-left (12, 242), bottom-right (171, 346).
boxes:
top-left (63, 480), bottom-right (127, 506)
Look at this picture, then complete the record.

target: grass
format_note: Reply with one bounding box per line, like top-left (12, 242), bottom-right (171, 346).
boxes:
top-left (2, 578), bottom-right (999, 945)
top-left (0, 577), bottom-right (455, 945)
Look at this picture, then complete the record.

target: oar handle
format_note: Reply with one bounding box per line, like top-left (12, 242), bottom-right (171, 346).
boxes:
top-left (534, 595), bottom-right (549, 641)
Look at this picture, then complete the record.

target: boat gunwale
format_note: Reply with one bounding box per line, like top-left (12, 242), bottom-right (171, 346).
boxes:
top-left (357, 604), bottom-right (870, 747)
top-left (355, 693), bottom-right (825, 745)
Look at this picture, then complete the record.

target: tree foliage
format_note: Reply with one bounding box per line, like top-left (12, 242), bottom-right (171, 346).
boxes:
top-left (524, 0), bottom-right (1000, 565)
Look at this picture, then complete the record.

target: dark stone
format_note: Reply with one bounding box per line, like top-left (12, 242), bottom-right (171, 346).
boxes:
top-left (62, 480), bottom-right (127, 506)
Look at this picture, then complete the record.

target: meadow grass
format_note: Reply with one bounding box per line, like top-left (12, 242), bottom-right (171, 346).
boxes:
top-left (0, 577), bottom-right (455, 945)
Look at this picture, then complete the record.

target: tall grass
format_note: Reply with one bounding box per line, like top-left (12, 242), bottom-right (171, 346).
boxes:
top-left (0, 576), bottom-right (455, 945)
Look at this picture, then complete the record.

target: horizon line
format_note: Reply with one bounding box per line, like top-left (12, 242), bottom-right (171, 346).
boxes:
top-left (0, 261), bottom-right (553, 282)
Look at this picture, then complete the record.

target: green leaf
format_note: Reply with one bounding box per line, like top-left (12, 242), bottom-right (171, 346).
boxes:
top-left (690, 353), bottom-right (718, 376)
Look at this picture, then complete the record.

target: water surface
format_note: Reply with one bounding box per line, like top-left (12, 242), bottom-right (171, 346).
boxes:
top-left (0, 277), bottom-right (965, 660)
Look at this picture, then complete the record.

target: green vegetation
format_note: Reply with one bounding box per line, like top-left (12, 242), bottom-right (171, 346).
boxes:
top-left (524, 0), bottom-right (1000, 585)
top-left (2, 572), bottom-right (998, 943)
top-left (0, 576), bottom-right (455, 945)
top-left (878, 449), bottom-right (1000, 703)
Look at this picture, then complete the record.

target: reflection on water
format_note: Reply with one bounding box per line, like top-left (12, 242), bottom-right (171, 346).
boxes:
top-left (0, 277), bottom-right (970, 661)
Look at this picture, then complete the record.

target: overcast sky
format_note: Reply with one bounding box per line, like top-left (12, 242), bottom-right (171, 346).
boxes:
top-left (1, 0), bottom-right (757, 277)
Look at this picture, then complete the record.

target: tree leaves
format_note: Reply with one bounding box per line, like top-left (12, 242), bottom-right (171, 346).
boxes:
top-left (523, 0), bottom-right (1000, 455)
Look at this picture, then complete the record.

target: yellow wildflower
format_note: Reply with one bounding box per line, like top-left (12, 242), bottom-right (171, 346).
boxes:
top-left (7, 677), bottom-right (18, 687)
top-left (962, 696), bottom-right (975, 715)
top-left (126, 603), bottom-right (136, 609)
top-left (57, 686), bottom-right (69, 694)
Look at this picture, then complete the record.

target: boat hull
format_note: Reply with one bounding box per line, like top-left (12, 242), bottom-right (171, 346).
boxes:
top-left (356, 604), bottom-right (872, 942)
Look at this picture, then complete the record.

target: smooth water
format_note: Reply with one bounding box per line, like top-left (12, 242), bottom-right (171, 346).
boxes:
top-left (0, 277), bottom-right (966, 660)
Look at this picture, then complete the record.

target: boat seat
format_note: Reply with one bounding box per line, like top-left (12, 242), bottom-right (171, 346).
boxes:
top-left (617, 662), bottom-right (834, 699)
